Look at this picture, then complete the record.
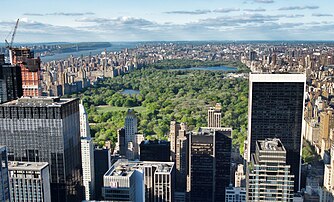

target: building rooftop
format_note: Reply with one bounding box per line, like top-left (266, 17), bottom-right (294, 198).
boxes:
top-left (105, 159), bottom-right (174, 177)
top-left (250, 72), bottom-right (306, 83)
top-left (199, 127), bottom-right (232, 133)
top-left (257, 138), bottom-right (285, 152)
top-left (140, 140), bottom-right (170, 146)
top-left (1, 96), bottom-right (78, 107)
top-left (8, 161), bottom-right (48, 171)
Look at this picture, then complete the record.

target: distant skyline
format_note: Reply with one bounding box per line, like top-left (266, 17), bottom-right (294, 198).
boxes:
top-left (0, 0), bottom-right (333, 42)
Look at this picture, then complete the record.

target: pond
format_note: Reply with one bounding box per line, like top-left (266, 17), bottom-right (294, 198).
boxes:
top-left (121, 89), bottom-right (140, 95)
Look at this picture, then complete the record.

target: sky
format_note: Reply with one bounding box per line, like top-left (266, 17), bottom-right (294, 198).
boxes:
top-left (0, 0), bottom-right (333, 42)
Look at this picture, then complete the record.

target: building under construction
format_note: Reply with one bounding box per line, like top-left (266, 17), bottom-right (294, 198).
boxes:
top-left (10, 47), bottom-right (41, 97)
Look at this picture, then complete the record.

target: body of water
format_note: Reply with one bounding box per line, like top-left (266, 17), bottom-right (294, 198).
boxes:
top-left (121, 89), bottom-right (140, 95)
top-left (176, 66), bottom-right (237, 71)
top-left (41, 43), bottom-right (138, 62)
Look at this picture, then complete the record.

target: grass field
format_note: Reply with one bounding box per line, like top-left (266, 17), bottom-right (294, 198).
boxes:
top-left (97, 105), bottom-right (147, 113)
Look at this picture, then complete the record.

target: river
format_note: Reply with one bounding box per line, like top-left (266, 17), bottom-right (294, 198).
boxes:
top-left (40, 42), bottom-right (138, 62)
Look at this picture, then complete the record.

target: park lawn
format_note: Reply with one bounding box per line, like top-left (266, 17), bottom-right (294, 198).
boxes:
top-left (97, 105), bottom-right (147, 113)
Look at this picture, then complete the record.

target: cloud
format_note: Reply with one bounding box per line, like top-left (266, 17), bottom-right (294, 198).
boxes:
top-left (252, 0), bottom-right (275, 3)
top-left (243, 8), bottom-right (266, 12)
top-left (0, 13), bottom-right (331, 42)
top-left (0, 19), bottom-right (97, 42)
top-left (312, 13), bottom-right (333, 17)
top-left (164, 10), bottom-right (211, 15)
top-left (23, 13), bottom-right (44, 16)
top-left (23, 12), bottom-right (95, 16)
top-left (213, 8), bottom-right (240, 13)
top-left (284, 14), bottom-right (304, 18)
top-left (278, 6), bottom-right (319, 11)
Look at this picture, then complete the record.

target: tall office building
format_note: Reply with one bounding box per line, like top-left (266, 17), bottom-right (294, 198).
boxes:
top-left (79, 104), bottom-right (95, 200)
top-left (103, 159), bottom-right (175, 202)
top-left (81, 138), bottom-right (95, 200)
top-left (207, 103), bottom-right (222, 128)
top-left (247, 139), bottom-right (294, 201)
top-left (249, 51), bottom-right (257, 61)
top-left (0, 146), bottom-right (10, 202)
top-left (247, 73), bottom-right (305, 191)
top-left (125, 109), bottom-right (138, 144)
top-left (319, 110), bottom-right (334, 158)
top-left (8, 161), bottom-right (51, 202)
top-left (79, 103), bottom-right (91, 138)
top-left (115, 128), bottom-right (126, 156)
top-left (323, 144), bottom-right (334, 200)
top-left (188, 128), bottom-right (232, 202)
top-left (94, 148), bottom-right (111, 200)
top-left (169, 121), bottom-right (188, 196)
top-left (10, 48), bottom-right (41, 97)
top-left (115, 109), bottom-right (141, 159)
top-left (235, 164), bottom-right (245, 188)
top-left (225, 185), bottom-right (246, 202)
top-left (0, 63), bottom-right (22, 103)
top-left (0, 54), bottom-right (4, 65)
top-left (139, 140), bottom-right (170, 162)
top-left (0, 97), bottom-right (83, 202)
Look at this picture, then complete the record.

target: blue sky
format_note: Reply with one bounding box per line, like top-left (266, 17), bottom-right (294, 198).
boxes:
top-left (0, 0), bottom-right (333, 42)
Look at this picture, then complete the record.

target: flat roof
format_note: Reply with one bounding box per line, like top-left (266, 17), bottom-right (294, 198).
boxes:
top-left (8, 161), bottom-right (49, 171)
top-left (1, 97), bottom-right (78, 107)
top-left (257, 138), bottom-right (285, 152)
top-left (105, 159), bottom-right (174, 177)
top-left (250, 73), bottom-right (306, 83)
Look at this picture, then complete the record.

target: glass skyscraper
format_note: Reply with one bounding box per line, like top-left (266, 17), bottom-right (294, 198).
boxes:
top-left (247, 73), bottom-right (306, 192)
top-left (0, 97), bottom-right (83, 202)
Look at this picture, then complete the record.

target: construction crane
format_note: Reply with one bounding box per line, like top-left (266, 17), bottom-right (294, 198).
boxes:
top-left (5, 18), bottom-right (19, 49)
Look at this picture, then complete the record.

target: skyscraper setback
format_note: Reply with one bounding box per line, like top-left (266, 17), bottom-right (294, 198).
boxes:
top-left (207, 103), bottom-right (222, 128)
top-left (0, 97), bottom-right (83, 202)
top-left (247, 139), bottom-right (294, 201)
top-left (247, 73), bottom-right (306, 192)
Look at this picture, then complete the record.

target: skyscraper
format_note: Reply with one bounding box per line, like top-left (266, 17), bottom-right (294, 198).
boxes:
top-left (139, 140), bottom-right (170, 162)
top-left (225, 185), bottom-right (246, 202)
top-left (247, 139), bottom-right (294, 201)
top-left (115, 109), bottom-right (141, 159)
top-left (10, 48), bottom-right (41, 97)
top-left (0, 97), bottom-right (83, 202)
top-left (247, 73), bottom-right (305, 191)
top-left (0, 146), bottom-right (10, 202)
top-left (323, 143), bottom-right (334, 201)
top-left (0, 63), bottom-right (23, 103)
top-left (188, 128), bottom-right (232, 202)
top-left (207, 103), bottom-right (222, 128)
top-left (125, 109), bottom-right (138, 144)
top-left (8, 161), bottom-right (51, 202)
top-left (103, 159), bottom-right (175, 202)
top-left (94, 148), bottom-right (111, 200)
top-left (79, 104), bottom-right (95, 200)
top-left (169, 121), bottom-right (188, 197)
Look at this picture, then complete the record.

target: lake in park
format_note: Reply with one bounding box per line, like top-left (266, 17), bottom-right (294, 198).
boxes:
top-left (121, 89), bottom-right (140, 95)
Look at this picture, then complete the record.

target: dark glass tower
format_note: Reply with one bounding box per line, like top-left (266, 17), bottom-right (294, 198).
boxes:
top-left (0, 64), bottom-right (23, 103)
top-left (0, 146), bottom-right (10, 202)
top-left (247, 73), bottom-right (306, 192)
top-left (94, 148), bottom-right (111, 200)
top-left (140, 140), bottom-right (170, 162)
top-left (0, 97), bottom-right (83, 202)
top-left (189, 128), bottom-right (232, 202)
